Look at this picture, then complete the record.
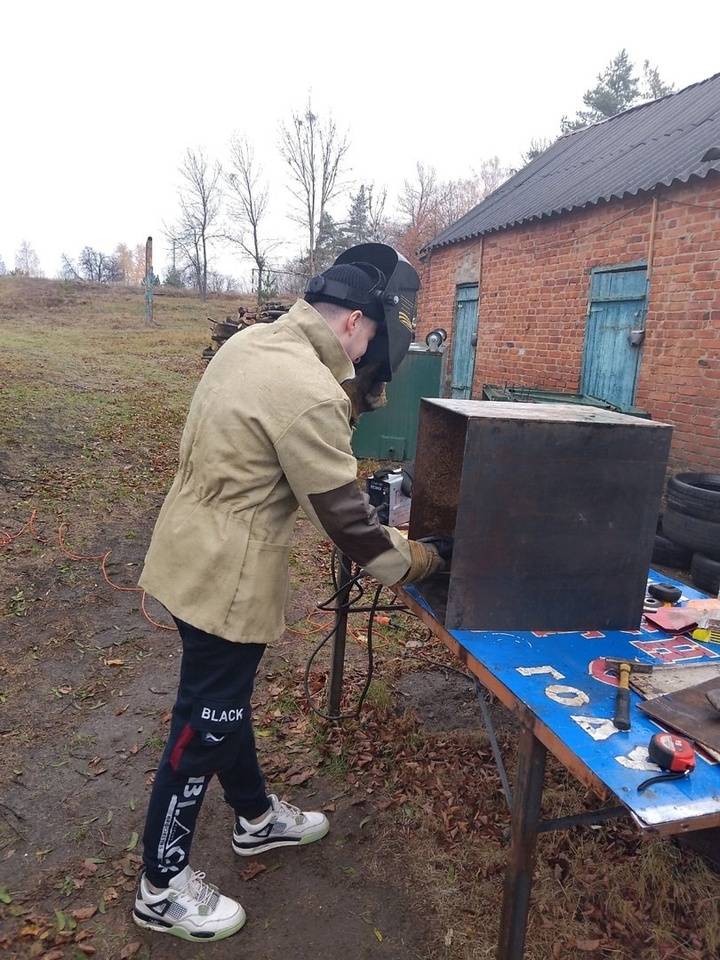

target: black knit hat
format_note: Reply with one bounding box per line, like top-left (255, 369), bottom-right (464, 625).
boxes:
top-left (304, 262), bottom-right (386, 322)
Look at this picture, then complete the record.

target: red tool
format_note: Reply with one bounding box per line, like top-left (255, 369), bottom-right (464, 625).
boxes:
top-left (637, 732), bottom-right (696, 792)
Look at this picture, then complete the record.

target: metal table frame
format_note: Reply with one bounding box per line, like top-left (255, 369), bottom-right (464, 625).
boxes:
top-left (397, 587), bottom-right (720, 960)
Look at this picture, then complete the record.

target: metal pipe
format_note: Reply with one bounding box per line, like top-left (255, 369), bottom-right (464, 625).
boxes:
top-left (647, 196), bottom-right (659, 282)
top-left (537, 805), bottom-right (628, 833)
top-left (327, 552), bottom-right (353, 716)
top-left (475, 682), bottom-right (513, 812)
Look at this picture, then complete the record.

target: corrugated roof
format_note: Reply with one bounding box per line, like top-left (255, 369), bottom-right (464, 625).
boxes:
top-left (425, 72), bottom-right (720, 253)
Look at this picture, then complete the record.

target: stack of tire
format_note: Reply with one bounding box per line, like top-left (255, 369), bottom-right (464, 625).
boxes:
top-left (654, 473), bottom-right (720, 595)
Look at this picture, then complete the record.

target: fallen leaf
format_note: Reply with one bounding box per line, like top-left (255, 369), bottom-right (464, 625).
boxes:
top-left (119, 944), bottom-right (141, 959)
top-left (126, 832), bottom-right (139, 851)
top-left (129, 743), bottom-right (140, 755)
top-left (104, 659), bottom-right (124, 667)
top-left (39, 951), bottom-right (64, 960)
top-left (374, 928), bottom-right (383, 942)
top-left (71, 906), bottom-right (97, 921)
top-left (576, 939), bottom-right (602, 952)
top-left (239, 862), bottom-right (266, 881)
top-left (288, 768), bottom-right (315, 786)
top-left (444, 928), bottom-right (454, 947)
top-left (359, 816), bottom-right (372, 829)
top-left (76, 945), bottom-right (96, 956)
top-left (0, 886), bottom-right (11, 904)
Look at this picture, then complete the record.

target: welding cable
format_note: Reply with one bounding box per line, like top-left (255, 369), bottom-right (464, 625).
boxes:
top-left (303, 579), bottom-right (382, 721)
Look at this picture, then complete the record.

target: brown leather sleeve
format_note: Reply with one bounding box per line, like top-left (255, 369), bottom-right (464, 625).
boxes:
top-left (308, 481), bottom-right (395, 568)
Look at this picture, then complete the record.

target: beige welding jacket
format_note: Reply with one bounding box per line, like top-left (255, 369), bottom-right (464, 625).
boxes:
top-left (139, 299), bottom-right (412, 643)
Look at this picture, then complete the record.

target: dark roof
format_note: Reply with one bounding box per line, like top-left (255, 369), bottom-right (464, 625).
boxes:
top-left (425, 72), bottom-right (720, 253)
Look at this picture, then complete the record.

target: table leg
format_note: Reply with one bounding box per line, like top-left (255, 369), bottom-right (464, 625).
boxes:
top-left (497, 724), bottom-right (547, 960)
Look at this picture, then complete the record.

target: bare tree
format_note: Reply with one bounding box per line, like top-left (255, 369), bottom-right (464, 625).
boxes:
top-left (168, 149), bottom-right (222, 300)
top-left (225, 136), bottom-right (278, 305)
top-left (59, 254), bottom-right (81, 280)
top-left (279, 99), bottom-right (350, 275)
top-left (14, 241), bottom-right (43, 277)
top-left (0, 254), bottom-right (8, 277)
top-left (398, 162), bottom-right (439, 234)
top-left (367, 184), bottom-right (389, 242)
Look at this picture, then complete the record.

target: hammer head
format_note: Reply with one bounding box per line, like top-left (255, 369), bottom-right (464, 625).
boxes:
top-left (604, 657), bottom-right (653, 675)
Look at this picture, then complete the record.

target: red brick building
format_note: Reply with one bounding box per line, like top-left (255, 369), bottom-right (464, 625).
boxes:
top-left (417, 74), bottom-right (720, 473)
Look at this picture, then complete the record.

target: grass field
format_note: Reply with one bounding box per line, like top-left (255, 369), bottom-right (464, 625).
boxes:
top-left (0, 277), bottom-right (718, 960)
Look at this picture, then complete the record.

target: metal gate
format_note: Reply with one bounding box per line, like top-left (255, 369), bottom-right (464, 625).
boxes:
top-left (451, 284), bottom-right (479, 400)
top-left (581, 263), bottom-right (647, 409)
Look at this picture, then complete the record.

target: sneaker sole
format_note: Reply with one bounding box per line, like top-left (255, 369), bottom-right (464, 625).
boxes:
top-left (232, 819), bottom-right (330, 856)
top-left (133, 906), bottom-right (246, 941)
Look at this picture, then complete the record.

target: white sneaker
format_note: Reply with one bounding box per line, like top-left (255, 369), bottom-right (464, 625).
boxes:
top-left (133, 865), bottom-right (246, 941)
top-left (232, 794), bottom-right (329, 856)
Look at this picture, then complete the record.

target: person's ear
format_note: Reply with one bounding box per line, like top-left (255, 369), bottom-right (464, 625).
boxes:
top-left (347, 309), bottom-right (363, 332)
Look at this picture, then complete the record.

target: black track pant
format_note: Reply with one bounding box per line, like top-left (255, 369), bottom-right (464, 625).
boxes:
top-left (141, 617), bottom-right (269, 886)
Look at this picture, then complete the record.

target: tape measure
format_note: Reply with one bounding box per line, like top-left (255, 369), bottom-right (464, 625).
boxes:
top-left (637, 733), bottom-right (696, 792)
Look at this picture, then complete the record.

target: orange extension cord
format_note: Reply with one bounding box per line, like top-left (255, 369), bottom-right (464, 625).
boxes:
top-left (1, 509), bottom-right (174, 631)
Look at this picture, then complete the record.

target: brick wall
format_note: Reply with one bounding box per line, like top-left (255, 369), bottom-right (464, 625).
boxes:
top-left (417, 173), bottom-right (720, 473)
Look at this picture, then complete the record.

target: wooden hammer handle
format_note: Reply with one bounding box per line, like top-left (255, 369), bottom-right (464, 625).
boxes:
top-left (613, 662), bottom-right (631, 731)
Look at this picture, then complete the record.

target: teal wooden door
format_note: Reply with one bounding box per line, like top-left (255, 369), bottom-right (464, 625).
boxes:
top-left (451, 284), bottom-right (478, 399)
top-left (581, 265), bottom-right (647, 408)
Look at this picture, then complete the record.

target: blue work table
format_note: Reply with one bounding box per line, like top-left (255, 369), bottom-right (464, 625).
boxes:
top-left (401, 571), bottom-right (720, 960)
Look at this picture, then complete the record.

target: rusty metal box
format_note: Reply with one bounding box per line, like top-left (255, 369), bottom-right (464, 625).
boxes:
top-left (409, 400), bottom-right (672, 631)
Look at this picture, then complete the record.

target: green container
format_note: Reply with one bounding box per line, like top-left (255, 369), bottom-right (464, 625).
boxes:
top-left (352, 346), bottom-right (443, 461)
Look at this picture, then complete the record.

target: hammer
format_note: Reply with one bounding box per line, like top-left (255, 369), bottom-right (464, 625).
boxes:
top-left (604, 658), bottom-right (654, 731)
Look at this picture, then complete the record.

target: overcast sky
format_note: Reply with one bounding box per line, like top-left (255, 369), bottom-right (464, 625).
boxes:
top-left (2, 0), bottom-right (719, 282)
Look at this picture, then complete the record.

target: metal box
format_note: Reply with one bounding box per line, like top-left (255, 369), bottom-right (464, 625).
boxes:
top-left (409, 400), bottom-right (672, 631)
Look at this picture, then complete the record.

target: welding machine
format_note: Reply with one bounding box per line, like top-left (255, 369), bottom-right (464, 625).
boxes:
top-left (366, 466), bottom-right (412, 528)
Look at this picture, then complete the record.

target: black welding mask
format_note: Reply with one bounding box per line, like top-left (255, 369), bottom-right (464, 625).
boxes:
top-left (305, 243), bottom-right (420, 382)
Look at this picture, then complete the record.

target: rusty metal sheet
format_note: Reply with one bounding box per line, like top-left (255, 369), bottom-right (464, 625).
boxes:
top-left (409, 399), bottom-right (672, 632)
top-left (640, 678), bottom-right (720, 754)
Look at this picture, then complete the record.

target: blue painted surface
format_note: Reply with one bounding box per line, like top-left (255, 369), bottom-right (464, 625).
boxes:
top-left (407, 571), bottom-right (720, 829)
top-left (581, 265), bottom-right (647, 409)
top-left (451, 285), bottom-right (478, 400)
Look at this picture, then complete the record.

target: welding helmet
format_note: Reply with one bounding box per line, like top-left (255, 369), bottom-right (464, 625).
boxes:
top-left (304, 243), bottom-right (420, 381)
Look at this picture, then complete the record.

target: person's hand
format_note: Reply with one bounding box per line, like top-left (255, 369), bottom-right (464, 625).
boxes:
top-left (418, 536), bottom-right (454, 565)
top-left (401, 536), bottom-right (453, 584)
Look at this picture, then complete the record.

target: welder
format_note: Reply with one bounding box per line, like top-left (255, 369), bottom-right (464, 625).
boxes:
top-left (132, 243), bottom-right (448, 941)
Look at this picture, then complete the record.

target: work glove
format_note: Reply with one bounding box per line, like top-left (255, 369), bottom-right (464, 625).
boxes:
top-left (418, 535), bottom-right (454, 565)
top-left (400, 536), bottom-right (453, 584)
top-left (342, 363), bottom-right (387, 427)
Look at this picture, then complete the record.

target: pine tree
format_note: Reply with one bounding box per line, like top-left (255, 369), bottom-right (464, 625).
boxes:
top-left (345, 185), bottom-right (371, 245)
top-left (641, 60), bottom-right (675, 100)
top-left (562, 49), bottom-right (644, 132)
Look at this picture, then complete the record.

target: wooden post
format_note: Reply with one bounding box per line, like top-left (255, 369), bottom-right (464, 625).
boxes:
top-left (144, 236), bottom-right (154, 326)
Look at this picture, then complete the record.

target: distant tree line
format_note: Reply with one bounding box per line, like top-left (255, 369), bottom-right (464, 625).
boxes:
top-left (1, 51), bottom-right (675, 297)
top-left (163, 96), bottom-right (514, 303)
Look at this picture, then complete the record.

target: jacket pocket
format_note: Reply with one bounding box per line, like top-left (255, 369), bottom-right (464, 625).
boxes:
top-left (222, 539), bottom-right (290, 642)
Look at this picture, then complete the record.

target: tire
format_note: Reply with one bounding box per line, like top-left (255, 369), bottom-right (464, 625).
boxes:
top-left (663, 508), bottom-right (720, 561)
top-left (652, 532), bottom-right (692, 569)
top-left (667, 473), bottom-right (720, 522)
top-left (691, 553), bottom-right (720, 596)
